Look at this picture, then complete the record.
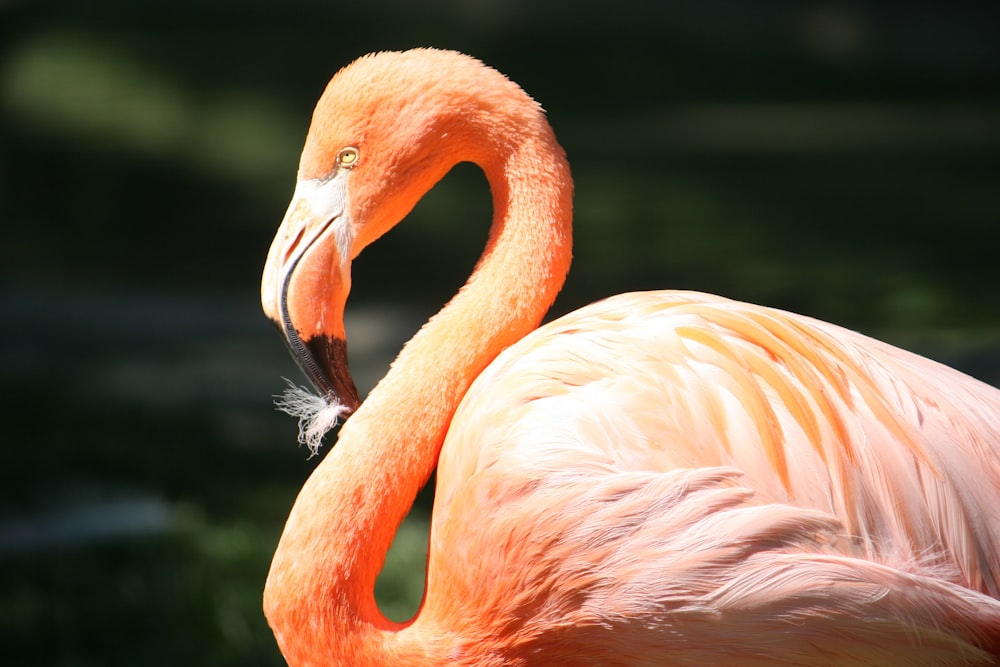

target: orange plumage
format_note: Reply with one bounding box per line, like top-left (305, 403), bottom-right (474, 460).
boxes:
top-left (261, 49), bottom-right (1000, 665)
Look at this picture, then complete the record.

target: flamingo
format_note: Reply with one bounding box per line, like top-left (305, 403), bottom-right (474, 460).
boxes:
top-left (260, 49), bottom-right (1000, 666)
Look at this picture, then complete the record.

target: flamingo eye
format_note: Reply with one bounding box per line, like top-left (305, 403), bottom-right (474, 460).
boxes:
top-left (336, 146), bottom-right (359, 169)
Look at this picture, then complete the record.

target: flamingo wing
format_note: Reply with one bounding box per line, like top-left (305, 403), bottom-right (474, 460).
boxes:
top-left (421, 290), bottom-right (1000, 664)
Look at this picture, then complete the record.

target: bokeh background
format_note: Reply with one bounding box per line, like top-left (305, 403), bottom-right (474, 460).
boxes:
top-left (2, 2), bottom-right (998, 665)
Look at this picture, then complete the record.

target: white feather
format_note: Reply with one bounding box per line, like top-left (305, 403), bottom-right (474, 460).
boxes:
top-left (274, 379), bottom-right (349, 456)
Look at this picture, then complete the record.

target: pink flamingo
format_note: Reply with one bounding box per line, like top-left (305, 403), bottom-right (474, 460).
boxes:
top-left (260, 49), bottom-right (1000, 665)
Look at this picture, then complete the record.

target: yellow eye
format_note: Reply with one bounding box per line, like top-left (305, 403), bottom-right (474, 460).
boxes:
top-left (336, 146), bottom-right (359, 169)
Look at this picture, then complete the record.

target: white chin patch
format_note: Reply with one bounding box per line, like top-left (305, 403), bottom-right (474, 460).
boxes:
top-left (274, 379), bottom-right (350, 457)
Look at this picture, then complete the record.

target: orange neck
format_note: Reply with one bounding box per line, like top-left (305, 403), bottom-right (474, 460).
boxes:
top-left (263, 122), bottom-right (573, 665)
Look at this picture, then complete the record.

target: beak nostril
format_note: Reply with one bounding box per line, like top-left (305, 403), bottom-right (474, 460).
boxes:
top-left (283, 227), bottom-right (306, 265)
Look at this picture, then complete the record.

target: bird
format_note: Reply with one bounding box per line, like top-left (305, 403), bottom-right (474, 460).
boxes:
top-left (259, 48), bottom-right (1000, 666)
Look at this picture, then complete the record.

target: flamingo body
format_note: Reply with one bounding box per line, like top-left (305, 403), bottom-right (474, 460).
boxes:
top-left (260, 49), bottom-right (1000, 665)
top-left (426, 291), bottom-right (1000, 664)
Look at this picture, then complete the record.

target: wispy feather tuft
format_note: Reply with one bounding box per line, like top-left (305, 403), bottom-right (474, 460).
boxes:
top-left (274, 379), bottom-right (350, 457)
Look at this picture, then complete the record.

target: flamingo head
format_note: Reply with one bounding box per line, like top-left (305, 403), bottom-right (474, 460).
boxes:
top-left (261, 49), bottom-right (532, 417)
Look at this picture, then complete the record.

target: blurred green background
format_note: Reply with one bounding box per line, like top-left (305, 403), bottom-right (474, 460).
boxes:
top-left (2, 2), bottom-right (998, 665)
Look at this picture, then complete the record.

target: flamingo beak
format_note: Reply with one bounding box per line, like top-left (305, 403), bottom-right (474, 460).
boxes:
top-left (261, 174), bottom-right (362, 413)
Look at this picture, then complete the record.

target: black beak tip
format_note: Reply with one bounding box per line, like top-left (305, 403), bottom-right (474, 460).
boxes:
top-left (304, 334), bottom-right (361, 412)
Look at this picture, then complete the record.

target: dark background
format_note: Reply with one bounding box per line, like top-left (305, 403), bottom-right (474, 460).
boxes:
top-left (2, 2), bottom-right (998, 665)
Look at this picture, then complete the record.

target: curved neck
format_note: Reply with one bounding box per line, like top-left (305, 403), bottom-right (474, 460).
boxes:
top-left (263, 123), bottom-right (573, 665)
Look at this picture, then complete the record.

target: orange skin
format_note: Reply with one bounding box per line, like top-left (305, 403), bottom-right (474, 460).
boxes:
top-left (261, 49), bottom-right (1000, 665)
